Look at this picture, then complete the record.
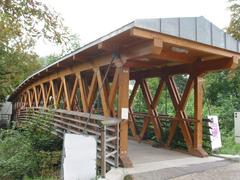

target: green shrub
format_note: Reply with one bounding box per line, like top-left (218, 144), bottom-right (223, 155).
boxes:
top-left (219, 130), bottom-right (240, 155)
top-left (0, 111), bottom-right (63, 179)
top-left (0, 129), bottom-right (38, 179)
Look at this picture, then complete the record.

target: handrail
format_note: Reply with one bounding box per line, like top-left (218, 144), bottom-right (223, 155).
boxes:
top-left (18, 107), bottom-right (120, 178)
top-left (132, 111), bottom-right (213, 123)
top-left (32, 107), bottom-right (119, 122)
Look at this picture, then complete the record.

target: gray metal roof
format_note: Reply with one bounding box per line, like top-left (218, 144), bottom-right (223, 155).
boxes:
top-left (134, 16), bottom-right (240, 52)
top-left (8, 16), bottom-right (240, 101)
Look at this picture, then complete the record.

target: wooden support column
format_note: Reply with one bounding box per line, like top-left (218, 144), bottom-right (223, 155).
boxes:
top-left (118, 66), bottom-right (132, 167)
top-left (40, 84), bottom-right (47, 108)
top-left (50, 80), bottom-right (57, 108)
top-left (77, 73), bottom-right (88, 112)
top-left (193, 75), bottom-right (208, 157)
top-left (33, 86), bottom-right (39, 107)
top-left (62, 76), bottom-right (71, 110)
top-left (27, 90), bottom-right (32, 107)
top-left (96, 67), bottom-right (111, 117)
top-left (128, 81), bottom-right (140, 139)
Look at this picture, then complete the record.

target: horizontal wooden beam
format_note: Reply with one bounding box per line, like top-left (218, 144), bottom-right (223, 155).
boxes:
top-left (130, 57), bottom-right (239, 79)
top-left (125, 60), bottom-right (165, 68)
top-left (131, 27), bottom-right (240, 58)
top-left (149, 50), bottom-right (196, 63)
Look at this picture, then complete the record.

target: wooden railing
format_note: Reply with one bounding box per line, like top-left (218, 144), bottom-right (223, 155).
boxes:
top-left (17, 107), bottom-right (120, 178)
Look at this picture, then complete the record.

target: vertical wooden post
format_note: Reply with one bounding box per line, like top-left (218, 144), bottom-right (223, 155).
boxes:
top-left (118, 67), bottom-right (132, 167)
top-left (193, 75), bottom-right (208, 157)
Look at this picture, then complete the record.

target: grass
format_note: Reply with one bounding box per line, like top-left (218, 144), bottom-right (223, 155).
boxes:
top-left (218, 131), bottom-right (240, 155)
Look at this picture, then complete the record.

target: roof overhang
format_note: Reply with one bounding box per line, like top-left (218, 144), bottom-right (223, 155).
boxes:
top-left (8, 16), bottom-right (240, 101)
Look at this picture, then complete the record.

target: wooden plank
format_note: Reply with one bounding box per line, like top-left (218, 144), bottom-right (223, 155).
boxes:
top-left (33, 86), bottom-right (39, 107)
top-left (87, 72), bottom-right (98, 109)
top-left (50, 80), bottom-right (57, 108)
top-left (27, 90), bottom-right (32, 107)
top-left (46, 83), bottom-right (52, 106)
top-left (70, 76), bottom-right (78, 109)
top-left (96, 67), bottom-right (110, 117)
top-left (129, 81), bottom-right (139, 106)
top-left (179, 75), bottom-right (194, 110)
top-left (77, 73), bottom-right (88, 112)
top-left (40, 84), bottom-right (47, 108)
top-left (30, 90), bottom-right (34, 106)
top-left (152, 79), bottom-right (164, 108)
top-left (128, 81), bottom-right (139, 138)
top-left (61, 76), bottom-right (71, 110)
top-left (37, 86), bottom-right (42, 106)
top-left (56, 81), bottom-right (63, 105)
top-left (128, 108), bottom-right (137, 137)
top-left (139, 117), bottom-right (150, 140)
top-left (108, 68), bottom-right (120, 116)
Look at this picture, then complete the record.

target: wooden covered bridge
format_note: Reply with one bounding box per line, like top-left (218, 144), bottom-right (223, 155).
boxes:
top-left (8, 17), bottom-right (240, 176)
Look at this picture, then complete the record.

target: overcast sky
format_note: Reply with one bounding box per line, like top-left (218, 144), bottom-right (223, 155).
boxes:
top-left (36, 0), bottom-right (231, 56)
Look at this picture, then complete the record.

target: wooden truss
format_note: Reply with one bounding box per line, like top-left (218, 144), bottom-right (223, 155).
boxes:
top-left (12, 27), bottom-right (239, 167)
top-left (128, 61), bottom-right (237, 157)
top-left (16, 57), bottom-right (132, 166)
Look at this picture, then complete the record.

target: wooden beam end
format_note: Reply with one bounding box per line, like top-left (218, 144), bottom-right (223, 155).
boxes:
top-left (231, 56), bottom-right (239, 69)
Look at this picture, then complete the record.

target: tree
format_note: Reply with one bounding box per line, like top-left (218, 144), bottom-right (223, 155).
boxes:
top-left (41, 33), bottom-right (81, 67)
top-left (0, 0), bottom-right (72, 101)
top-left (227, 0), bottom-right (240, 40)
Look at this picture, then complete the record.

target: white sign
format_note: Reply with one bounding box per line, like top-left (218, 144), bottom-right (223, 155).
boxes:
top-left (208, 115), bottom-right (222, 150)
top-left (62, 133), bottom-right (96, 180)
top-left (121, 108), bottom-right (129, 119)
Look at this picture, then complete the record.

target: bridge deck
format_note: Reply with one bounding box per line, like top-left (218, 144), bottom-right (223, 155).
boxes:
top-left (128, 140), bottom-right (190, 164)
top-left (107, 140), bottom-right (225, 179)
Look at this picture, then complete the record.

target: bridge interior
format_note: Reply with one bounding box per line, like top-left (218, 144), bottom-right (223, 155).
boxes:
top-left (9, 17), bottom-right (240, 171)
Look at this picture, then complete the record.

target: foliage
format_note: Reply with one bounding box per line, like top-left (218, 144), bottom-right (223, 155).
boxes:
top-left (0, 129), bottom-right (38, 179)
top-left (0, 0), bottom-right (69, 50)
top-left (219, 130), bottom-right (240, 155)
top-left (0, 0), bottom-right (72, 101)
top-left (227, 0), bottom-right (240, 40)
top-left (0, 110), bottom-right (63, 179)
top-left (41, 33), bottom-right (81, 66)
top-left (204, 69), bottom-right (240, 132)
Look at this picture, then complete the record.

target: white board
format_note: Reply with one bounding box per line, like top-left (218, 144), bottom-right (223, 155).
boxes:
top-left (121, 108), bottom-right (129, 119)
top-left (62, 133), bottom-right (97, 180)
top-left (208, 115), bottom-right (222, 150)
